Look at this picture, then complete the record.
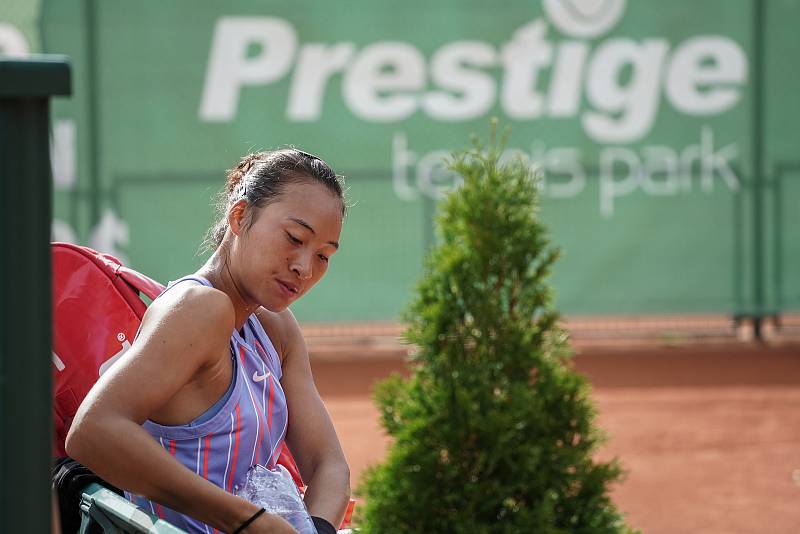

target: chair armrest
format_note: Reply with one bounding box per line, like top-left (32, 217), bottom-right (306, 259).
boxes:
top-left (79, 483), bottom-right (186, 533)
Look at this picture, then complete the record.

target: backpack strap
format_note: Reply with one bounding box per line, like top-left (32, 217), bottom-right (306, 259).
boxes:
top-left (118, 266), bottom-right (164, 301)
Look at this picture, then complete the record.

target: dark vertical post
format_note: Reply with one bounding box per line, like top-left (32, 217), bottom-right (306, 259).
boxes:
top-left (751, 0), bottom-right (766, 339)
top-left (0, 57), bottom-right (71, 533)
top-left (733, 169), bottom-right (743, 319)
top-left (85, 0), bottom-right (102, 228)
top-left (773, 164), bottom-right (789, 325)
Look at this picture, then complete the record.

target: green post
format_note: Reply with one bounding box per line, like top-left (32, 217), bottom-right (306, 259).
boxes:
top-left (0, 56), bottom-right (71, 533)
top-left (84, 0), bottom-right (102, 228)
top-left (751, 0), bottom-right (766, 338)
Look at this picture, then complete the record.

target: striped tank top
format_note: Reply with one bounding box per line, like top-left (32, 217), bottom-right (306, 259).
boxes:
top-left (126, 275), bottom-right (289, 533)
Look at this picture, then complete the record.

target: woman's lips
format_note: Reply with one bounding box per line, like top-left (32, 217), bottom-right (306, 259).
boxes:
top-left (277, 279), bottom-right (299, 299)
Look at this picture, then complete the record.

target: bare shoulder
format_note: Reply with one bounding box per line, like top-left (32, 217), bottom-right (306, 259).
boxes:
top-left (147, 282), bottom-right (234, 327)
top-left (254, 307), bottom-right (306, 364)
top-left (139, 282), bottom-right (235, 361)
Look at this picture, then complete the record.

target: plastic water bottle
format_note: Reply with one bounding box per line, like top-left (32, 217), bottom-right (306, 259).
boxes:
top-left (235, 464), bottom-right (317, 534)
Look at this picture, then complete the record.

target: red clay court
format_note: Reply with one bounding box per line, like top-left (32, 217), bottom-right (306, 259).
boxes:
top-left (306, 319), bottom-right (800, 533)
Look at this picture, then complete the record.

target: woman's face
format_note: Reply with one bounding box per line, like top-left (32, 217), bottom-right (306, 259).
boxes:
top-left (229, 180), bottom-right (343, 312)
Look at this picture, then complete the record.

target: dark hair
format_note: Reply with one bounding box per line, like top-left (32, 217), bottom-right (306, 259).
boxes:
top-left (205, 148), bottom-right (346, 250)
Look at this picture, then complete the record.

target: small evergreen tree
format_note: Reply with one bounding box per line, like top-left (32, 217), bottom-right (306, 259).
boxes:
top-left (357, 127), bottom-right (633, 533)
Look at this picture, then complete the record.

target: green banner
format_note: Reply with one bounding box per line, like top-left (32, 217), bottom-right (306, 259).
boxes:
top-left (16, 0), bottom-right (800, 320)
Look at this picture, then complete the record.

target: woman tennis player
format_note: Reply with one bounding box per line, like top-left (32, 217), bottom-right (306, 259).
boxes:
top-left (67, 149), bottom-right (350, 534)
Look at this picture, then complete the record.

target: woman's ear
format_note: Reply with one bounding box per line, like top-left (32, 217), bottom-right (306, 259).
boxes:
top-left (227, 199), bottom-right (249, 237)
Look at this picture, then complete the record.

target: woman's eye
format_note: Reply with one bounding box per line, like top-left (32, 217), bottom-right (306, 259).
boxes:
top-left (287, 233), bottom-right (302, 245)
top-left (318, 254), bottom-right (329, 263)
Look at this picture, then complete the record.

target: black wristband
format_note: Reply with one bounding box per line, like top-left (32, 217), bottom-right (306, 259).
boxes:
top-left (232, 507), bottom-right (266, 534)
top-left (311, 515), bottom-right (337, 534)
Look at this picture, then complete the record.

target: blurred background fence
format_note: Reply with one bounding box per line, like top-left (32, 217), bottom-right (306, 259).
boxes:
top-left (2, 0), bottom-right (799, 333)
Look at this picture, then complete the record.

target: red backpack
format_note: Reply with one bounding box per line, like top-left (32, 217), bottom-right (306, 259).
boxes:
top-left (52, 242), bottom-right (163, 456)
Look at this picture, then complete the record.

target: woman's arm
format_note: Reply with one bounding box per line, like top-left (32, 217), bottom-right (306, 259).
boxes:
top-left (268, 309), bottom-right (351, 527)
top-left (66, 286), bottom-right (294, 533)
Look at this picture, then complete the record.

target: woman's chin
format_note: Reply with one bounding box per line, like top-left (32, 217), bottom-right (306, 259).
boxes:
top-left (260, 298), bottom-right (291, 314)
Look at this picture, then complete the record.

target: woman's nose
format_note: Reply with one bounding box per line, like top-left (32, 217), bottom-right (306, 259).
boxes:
top-left (290, 255), bottom-right (313, 280)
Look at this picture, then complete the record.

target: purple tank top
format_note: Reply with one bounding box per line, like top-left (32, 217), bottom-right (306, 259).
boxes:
top-left (126, 276), bottom-right (289, 533)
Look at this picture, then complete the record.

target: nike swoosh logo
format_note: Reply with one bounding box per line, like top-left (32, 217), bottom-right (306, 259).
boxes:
top-left (252, 370), bottom-right (270, 382)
